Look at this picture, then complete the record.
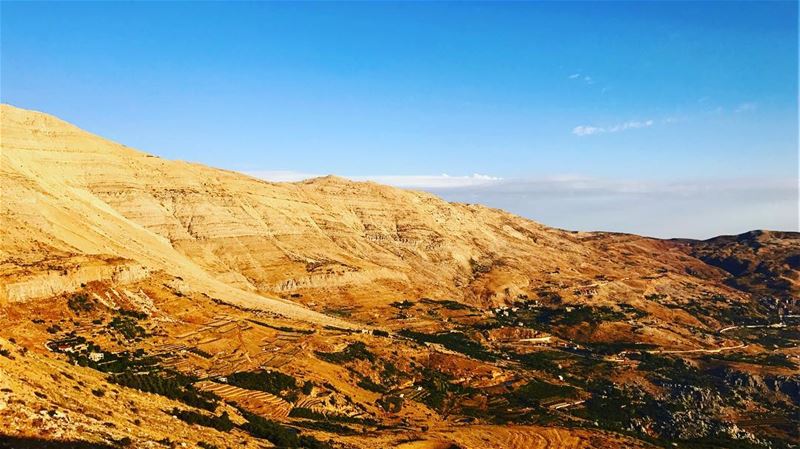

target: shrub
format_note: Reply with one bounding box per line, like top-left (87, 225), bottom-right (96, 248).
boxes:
top-left (505, 379), bottom-right (577, 408)
top-left (469, 258), bottom-right (491, 275)
top-left (110, 372), bottom-right (217, 411)
top-left (420, 298), bottom-right (471, 310)
top-left (226, 370), bottom-right (298, 398)
top-left (68, 294), bottom-right (94, 313)
top-left (357, 376), bottom-right (386, 393)
top-left (389, 300), bottom-right (415, 309)
top-left (315, 342), bottom-right (375, 364)
top-left (171, 408), bottom-right (234, 432)
top-left (240, 410), bottom-right (300, 447)
top-left (118, 309), bottom-right (148, 320)
top-left (288, 407), bottom-right (376, 426)
top-left (377, 395), bottom-right (404, 413)
top-left (186, 347), bottom-right (212, 359)
top-left (107, 316), bottom-right (147, 340)
top-left (399, 330), bottom-right (494, 361)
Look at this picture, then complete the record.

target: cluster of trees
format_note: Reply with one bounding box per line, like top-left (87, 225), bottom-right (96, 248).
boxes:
top-left (67, 293), bottom-right (95, 313)
top-left (111, 371), bottom-right (218, 411)
top-left (226, 370), bottom-right (311, 401)
top-left (107, 316), bottom-right (147, 340)
top-left (171, 408), bottom-right (234, 432)
top-left (240, 410), bottom-right (333, 449)
top-left (399, 329), bottom-right (494, 361)
top-left (315, 342), bottom-right (375, 364)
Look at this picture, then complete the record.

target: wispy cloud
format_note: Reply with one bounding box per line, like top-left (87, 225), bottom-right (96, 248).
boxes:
top-left (735, 102), bottom-right (758, 113)
top-left (568, 72), bottom-right (594, 85)
top-left (245, 171), bottom-right (503, 189)
top-left (356, 173), bottom-right (502, 189)
top-left (572, 119), bottom-right (654, 136)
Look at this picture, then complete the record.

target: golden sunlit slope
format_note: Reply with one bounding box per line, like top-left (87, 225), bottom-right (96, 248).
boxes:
top-left (1, 103), bottom-right (744, 336)
top-left (0, 104), bottom-right (352, 328)
top-left (2, 104), bottom-right (797, 449)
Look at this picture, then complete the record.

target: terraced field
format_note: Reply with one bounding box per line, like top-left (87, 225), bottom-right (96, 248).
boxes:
top-left (194, 380), bottom-right (293, 419)
top-left (343, 425), bottom-right (656, 449)
top-left (436, 425), bottom-right (655, 449)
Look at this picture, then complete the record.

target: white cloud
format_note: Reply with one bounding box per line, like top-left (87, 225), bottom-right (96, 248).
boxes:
top-left (568, 72), bottom-right (595, 85)
top-left (735, 102), bottom-right (757, 113)
top-left (360, 173), bottom-right (502, 188)
top-left (572, 125), bottom-right (605, 136)
top-left (572, 119), bottom-right (654, 136)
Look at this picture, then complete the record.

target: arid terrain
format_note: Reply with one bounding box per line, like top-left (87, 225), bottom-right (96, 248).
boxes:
top-left (1, 104), bottom-right (797, 449)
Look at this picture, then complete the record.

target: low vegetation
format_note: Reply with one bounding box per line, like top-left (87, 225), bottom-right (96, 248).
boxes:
top-left (111, 371), bottom-right (218, 411)
top-left (226, 370), bottom-right (302, 400)
top-left (67, 293), bottom-right (95, 313)
top-left (399, 330), bottom-right (494, 361)
top-left (315, 341), bottom-right (375, 364)
top-left (171, 408), bottom-right (234, 432)
top-left (239, 410), bottom-right (334, 449)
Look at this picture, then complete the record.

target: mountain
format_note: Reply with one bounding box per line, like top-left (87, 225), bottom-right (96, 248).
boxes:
top-left (1, 104), bottom-right (797, 449)
top-left (675, 231), bottom-right (800, 303)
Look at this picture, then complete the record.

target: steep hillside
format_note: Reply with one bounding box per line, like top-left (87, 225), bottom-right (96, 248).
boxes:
top-left (675, 231), bottom-right (800, 303)
top-left (2, 104), bottom-right (741, 325)
top-left (1, 104), bottom-right (797, 449)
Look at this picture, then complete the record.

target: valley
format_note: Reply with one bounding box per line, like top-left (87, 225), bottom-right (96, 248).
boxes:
top-left (0, 104), bottom-right (798, 449)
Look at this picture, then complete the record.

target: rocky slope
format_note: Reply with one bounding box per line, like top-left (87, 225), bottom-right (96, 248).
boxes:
top-left (1, 105), bottom-right (740, 322)
top-left (675, 231), bottom-right (800, 302)
top-left (1, 104), bottom-right (797, 449)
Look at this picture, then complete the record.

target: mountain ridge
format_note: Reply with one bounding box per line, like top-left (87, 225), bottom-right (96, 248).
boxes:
top-left (2, 104), bottom-right (798, 449)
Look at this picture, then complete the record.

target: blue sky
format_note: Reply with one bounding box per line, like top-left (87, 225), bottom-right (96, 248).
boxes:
top-left (2, 1), bottom-right (797, 238)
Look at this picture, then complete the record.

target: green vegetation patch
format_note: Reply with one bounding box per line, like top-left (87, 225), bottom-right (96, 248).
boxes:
top-left (701, 352), bottom-right (796, 369)
top-left (419, 298), bottom-right (472, 310)
top-left (315, 341), bottom-right (375, 364)
top-left (111, 371), bottom-right (218, 411)
top-left (226, 370), bottom-right (300, 400)
top-left (413, 367), bottom-right (474, 414)
top-left (240, 410), bottom-right (334, 449)
top-left (67, 293), bottom-right (95, 313)
top-left (505, 379), bottom-right (578, 408)
top-left (171, 408), bottom-right (234, 432)
top-left (357, 376), bottom-right (387, 393)
top-left (246, 319), bottom-right (315, 335)
top-left (107, 316), bottom-right (147, 340)
top-left (512, 350), bottom-right (573, 372)
top-left (289, 407), bottom-right (376, 426)
top-left (399, 330), bottom-right (495, 361)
